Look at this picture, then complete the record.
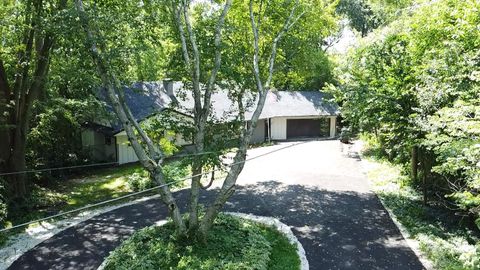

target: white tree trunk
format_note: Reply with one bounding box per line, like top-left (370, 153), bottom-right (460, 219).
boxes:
top-left (75, 0), bottom-right (186, 234)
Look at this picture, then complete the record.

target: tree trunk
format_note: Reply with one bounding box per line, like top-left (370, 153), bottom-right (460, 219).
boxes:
top-left (420, 148), bottom-right (429, 206)
top-left (7, 128), bottom-right (28, 198)
top-left (411, 145), bottom-right (418, 181)
top-left (0, 0), bottom-right (62, 200)
top-left (198, 148), bottom-right (247, 237)
top-left (75, 0), bottom-right (187, 235)
top-left (188, 162), bottom-right (202, 232)
top-left (196, 0), bottom-right (303, 239)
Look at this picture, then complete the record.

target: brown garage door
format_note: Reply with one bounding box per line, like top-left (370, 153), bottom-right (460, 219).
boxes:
top-left (286, 118), bottom-right (330, 139)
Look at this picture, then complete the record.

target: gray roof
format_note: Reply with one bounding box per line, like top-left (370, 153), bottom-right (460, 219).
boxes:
top-left (109, 81), bottom-right (339, 132)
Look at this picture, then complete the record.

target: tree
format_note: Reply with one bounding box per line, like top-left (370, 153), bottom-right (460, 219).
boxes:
top-left (0, 0), bottom-right (67, 198)
top-left (336, 0), bottom-right (380, 37)
top-left (331, 0), bottom-right (480, 223)
top-left (75, 0), bottom-right (308, 240)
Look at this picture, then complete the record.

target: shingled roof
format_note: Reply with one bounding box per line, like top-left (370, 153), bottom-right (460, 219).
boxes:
top-left (108, 81), bottom-right (339, 132)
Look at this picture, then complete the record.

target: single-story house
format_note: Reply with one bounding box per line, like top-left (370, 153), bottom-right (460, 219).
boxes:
top-left (81, 81), bottom-right (340, 164)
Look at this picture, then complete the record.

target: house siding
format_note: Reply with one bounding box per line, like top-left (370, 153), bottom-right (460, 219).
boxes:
top-left (251, 119), bottom-right (265, 143)
top-left (115, 116), bottom-right (337, 164)
top-left (271, 118), bottom-right (287, 140)
top-left (81, 130), bottom-right (116, 162)
top-left (115, 131), bottom-right (191, 164)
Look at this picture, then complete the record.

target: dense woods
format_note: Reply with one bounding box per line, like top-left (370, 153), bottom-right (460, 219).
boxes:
top-left (330, 0), bottom-right (480, 227)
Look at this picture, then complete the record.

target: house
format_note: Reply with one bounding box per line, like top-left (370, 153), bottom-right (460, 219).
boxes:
top-left (81, 81), bottom-right (340, 164)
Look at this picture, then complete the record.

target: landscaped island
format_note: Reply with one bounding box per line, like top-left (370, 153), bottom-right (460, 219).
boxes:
top-left (102, 213), bottom-right (302, 270)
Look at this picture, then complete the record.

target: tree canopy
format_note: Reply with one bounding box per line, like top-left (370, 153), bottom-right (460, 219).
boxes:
top-left (330, 0), bottom-right (480, 224)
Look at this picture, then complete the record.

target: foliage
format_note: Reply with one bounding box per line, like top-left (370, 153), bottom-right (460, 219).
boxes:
top-left (127, 161), bottom-right (190, 192)
top-left (103, 213), bottom-right (300, 270)
top-left (331, 0), bottom-right (480, 221)
top-left (127, 172), bottom-right (152, 192)
top-left (363, 147), bottom-right (480, 270)
top-left (336, 0), bottom-right (382, 37)
top-left (0, 183), bottom-right (6, 225)
top-left (336, 0), bottom-right (412, 37)
top-left (339, 127), bottom-right (354, 144)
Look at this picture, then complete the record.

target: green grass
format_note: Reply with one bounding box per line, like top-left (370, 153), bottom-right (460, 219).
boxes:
top-left (362, 141), bottom-right (480, 270)
top-left (103, 213), bottom-right (300, 270)
top-left (262, 224), bottom-right (301, 270)
top-left (61, 163), bottom-right (142, 209)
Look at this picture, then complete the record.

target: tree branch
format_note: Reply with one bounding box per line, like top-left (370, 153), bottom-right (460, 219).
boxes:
top-left (74, 0), bottom-right (186, 233)
top-left (181, 0), bottom-right (202, 114)
top-left (203, 0), bottom-right (232, 115)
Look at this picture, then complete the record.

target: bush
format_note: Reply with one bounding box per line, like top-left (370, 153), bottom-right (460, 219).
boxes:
top-left (0, 193), bottom-right (6, 226)
top-left (126, 161), bottom-right (190, 192)
top-left (103, 214), bottom-right (300, 270)
top-left (127, 172), bottom-right (153, 192)
top-left (339, 127), bottom-right (353, 144)
top-left (163, 161), bottom-right (189, 186)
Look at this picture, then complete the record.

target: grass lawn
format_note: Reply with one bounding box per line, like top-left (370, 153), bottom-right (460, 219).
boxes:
top-left (361, 142), bottom-right (480, 269)
top-left (60, 163), bottom-right (143, 209)
top-left (103, 213), bottom-right (300, 270)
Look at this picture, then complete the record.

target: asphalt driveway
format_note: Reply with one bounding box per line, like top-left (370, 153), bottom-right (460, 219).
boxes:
top-left (8, 140), bottom-right (424, 270)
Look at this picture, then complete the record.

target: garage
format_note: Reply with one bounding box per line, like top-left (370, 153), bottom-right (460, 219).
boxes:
top-left (286, 118), bottom-right (330, 139)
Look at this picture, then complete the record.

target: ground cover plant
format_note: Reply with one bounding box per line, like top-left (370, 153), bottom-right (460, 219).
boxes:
top-left (103, 213), bottom-right (300, 270)
top-left (361, 137), bottom-right (480, 269)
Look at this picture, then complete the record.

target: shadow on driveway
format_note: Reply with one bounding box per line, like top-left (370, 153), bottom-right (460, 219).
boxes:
top-left (9, 181), bottom-right (424, 270)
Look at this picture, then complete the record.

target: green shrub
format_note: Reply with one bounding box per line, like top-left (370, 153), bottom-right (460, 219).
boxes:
top-left (366, 157), bottom-right (480, 270)
top-left (163, 161), bottom-right (190, 186)
top-left (126, 161), bottom-right (189, 192)
top-left (0, 192), bottom-right (6, 226)
top-left (103, 214), bottom-right (300, 270)
top-left (339, 127), bottom-right (353, 144)
top-left (127, 172), bottom-right (153, 192)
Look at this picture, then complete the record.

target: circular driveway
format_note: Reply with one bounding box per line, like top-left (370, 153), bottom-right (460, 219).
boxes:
top-left (8, 140), bottom-right (424, 270)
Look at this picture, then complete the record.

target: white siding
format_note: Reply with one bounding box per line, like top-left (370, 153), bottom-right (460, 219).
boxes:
top-left (116, 135), bottom-right (139, 164)
top-left (329, 117), bottom-right (337, 138)
top-left (271, 117), bottom-right (287, 140)
top-left (115, 131), bottom-right (192, 164)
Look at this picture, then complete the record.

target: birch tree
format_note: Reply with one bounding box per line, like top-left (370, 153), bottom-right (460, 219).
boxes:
top-left (170, 0), bottom-right (305, 239)
top-left (75, 0), bottom-right (187, 234)
top-left (76, 0), bottom-right (305, 240)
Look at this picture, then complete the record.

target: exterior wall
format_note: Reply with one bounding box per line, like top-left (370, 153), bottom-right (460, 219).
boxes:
top-left (269, 116), bottom-right (337, 140)
top-left (271, 117), bottom-right (287, 140)
top-left (329, 117), bottom-right (337, 138)
top-left (116, 134), bottom-right (138, 164)
top-left (115, 131), bottom-right (192, 164)
top-left (115, 115), bottom-right (338, 164)
top-left (251, 119), bottom-right (265, 143)
top-left (81, 130), bottom-right (116, 162)
top-left (81, 130), bottom-right (95, 147)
